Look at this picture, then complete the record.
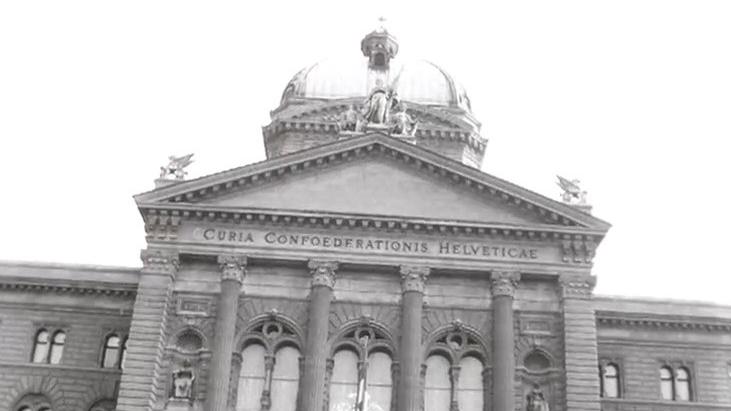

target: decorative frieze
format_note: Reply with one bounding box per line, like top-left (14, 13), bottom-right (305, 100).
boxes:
top-left (307, 260), bottom-right (338, 289)
top-left (597, 313), bottom-right (731, 332)
top-left (560, 234), bottom-right (598, 264)
top-left (217, 255), bottom-right (247, 284)
top-left (399, 265), bottom-right (430, 293)
top-left (490, 271), bottom-right (521, 298)
top-left (558, 274), bottom-right (596, 300)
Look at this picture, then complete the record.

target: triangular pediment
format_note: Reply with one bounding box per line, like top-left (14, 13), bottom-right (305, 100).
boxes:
top-left (135, 134), bottom-right (610, 232)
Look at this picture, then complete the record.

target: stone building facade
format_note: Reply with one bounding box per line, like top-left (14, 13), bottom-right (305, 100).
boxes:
top-left (1, 27), bottom-right (730, 411)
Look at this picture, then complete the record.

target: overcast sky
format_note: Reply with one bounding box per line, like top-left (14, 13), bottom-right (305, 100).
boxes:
top-left (1, 1), bottom-right (729, 304)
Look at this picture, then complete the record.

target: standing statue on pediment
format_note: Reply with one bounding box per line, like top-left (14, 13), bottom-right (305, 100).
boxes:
top-left (364, 82), bottom-right (399, 125)
top-left (338, 105), bottom-right (362, 132)
top-left (391, 103), bottom-right (417, 136)
top-left (527, 384), bottom-right (549, 411)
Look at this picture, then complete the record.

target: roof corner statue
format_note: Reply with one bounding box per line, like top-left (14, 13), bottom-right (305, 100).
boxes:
top-left (159, 153), bottom-right (195, 181)
top-left (556, 175), bottom-right (587, 205)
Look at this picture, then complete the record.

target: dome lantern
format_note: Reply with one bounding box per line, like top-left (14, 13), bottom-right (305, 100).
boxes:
top-left (360, 18), bottom-right (399, 70)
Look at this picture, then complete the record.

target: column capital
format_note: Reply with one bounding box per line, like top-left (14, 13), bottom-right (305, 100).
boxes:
top-left (308, 260), bottom-right (338, 289)
top-left (558, 274), bottom-right (596, 300)
top-left (400, 265), bottom-right (430, 293)
top-left (490, 271), bottom-right (521, 298)
top-left (140, 249), bottom-right (179, 275)
top-left (218, 254), bottom-right (247, 283)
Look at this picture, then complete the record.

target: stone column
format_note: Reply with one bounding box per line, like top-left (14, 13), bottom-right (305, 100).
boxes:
top-left (298, 260), bottom-right (338, 411)
top-left (560, 274), bottom-right (600, 411)
top-left (490, 271), bottom-right (520, 411)
top-left (397, 265), bottom-right (430, 411)
top-left (206, 255), bottom-right (246, 411)
top-left (117, 249), bottom-right (178, 411)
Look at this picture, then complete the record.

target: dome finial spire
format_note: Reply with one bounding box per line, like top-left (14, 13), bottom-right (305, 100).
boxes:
top-left (361, 18), bottom-right (399, 70)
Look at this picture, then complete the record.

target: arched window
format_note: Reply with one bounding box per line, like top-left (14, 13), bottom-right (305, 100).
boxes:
top-left (32, 329), bottom-right (50, 363)
top-left (329, 349), bottom-right (359, 411)
top-left (270, 345), bottom-right (301, 411)
top-left (660, 366), bottom-right (674, 400)
top-left (457, 356), bottom-right (484, 411)
top-left (101, 335), bottom-right (121, 368)
top-left (425, 355), bottom-right (451, 411)
top-left (601, 363), bottom-right (620, 398)
top-left (237, 343), bottom-right (267, 411)
top-left (366, 351), bottom-right (393, 411)
top-left (48, 331), bottom-right (65, 364)
top-left (675, 367), bottom-right (691, 401)
top-left (328, 325), bottom-right (394, 411)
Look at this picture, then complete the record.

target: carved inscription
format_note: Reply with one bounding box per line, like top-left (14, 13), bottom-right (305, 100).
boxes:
top-left (193, 227), bottom-right (544, 262)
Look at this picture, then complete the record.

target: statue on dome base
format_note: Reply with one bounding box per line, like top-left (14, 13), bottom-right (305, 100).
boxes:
top-left (364, 83), bottom-right (399, 125)
top-left (390, 103), bottom-right (417, 137)
top-left (337, 105), bottom-right (362, 133)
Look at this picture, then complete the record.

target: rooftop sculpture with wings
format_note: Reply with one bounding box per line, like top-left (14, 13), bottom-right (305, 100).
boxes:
top-left (556, 175), bottom-right (587, 204)
top-left (160, 154), bottom-right (194, 181)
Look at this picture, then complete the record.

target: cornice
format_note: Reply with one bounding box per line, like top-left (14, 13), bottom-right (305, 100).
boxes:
top-left (135, 135), bottom-right (610, 232)
top-left (0, 278), bottom-right (137, 298)
top-left (597, 311), bottom-right (731, 332)
top-left (140, 204), bottom-right (603, 264)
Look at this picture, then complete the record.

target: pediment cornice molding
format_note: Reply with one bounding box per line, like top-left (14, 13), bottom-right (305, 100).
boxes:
top-left (136, 135), bottom-right (610, 233)
top-left (597, 311), bottom-right (731, 332)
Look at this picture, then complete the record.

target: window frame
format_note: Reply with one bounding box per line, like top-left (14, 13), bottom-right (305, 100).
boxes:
top-left (598, 360), bottom-right (621, 399)
top-left (31, 326), bottom-right (68, 365)
top-left (659, 362), bottom-right (695, 402)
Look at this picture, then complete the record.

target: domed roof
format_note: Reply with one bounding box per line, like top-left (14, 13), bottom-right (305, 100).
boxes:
top-left (280, 28), bottom-right (472, 112)
top-left (281, 58), bottom-right (471, 111)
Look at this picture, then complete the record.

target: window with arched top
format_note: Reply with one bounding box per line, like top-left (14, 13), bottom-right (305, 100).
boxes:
top-left (101, 335), bottom-right (121, 368)
top-left (48, 331), bottom-right (65, 364)
top-left (457, 356), bottom-right (484, 411)
top-left (425, 355), bottom-right (451, 411)
top-left (328, 325), bottom-right (394, 411)
top-left (236, 318), bottom-right (302, 411)
top-left (32, 329), bottom-right (50, 363)
top-left (600, 363), bottom-right (620, 398)
top-left (659, 365), bottom-right (692, 401)
top-left (660, 366), bottom-right (674, 400)
top-left (424, 325), bottom-right (486, 411)
top-left (675, 367), bottom-right (691, 401)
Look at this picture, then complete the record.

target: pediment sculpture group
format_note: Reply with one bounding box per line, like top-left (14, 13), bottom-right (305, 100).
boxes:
top-left (337, 85), bottom-right (417, 137)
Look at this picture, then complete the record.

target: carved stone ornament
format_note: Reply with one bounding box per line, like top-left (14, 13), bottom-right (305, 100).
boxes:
top-left (490, 271), bottom-right (521, 298)
top-left (160, 153), bottom-right (194, 181)
top-left (308, 260), bottom-right (338, 289)
top-left (526, 384), bottom-right (550, 411)
top-left (171, 360), bottom-right (195, 400)
top-left (218, 255), bottom-right (247, 284)
top-left (140, 249), bottom-right (179, 275)
top-left (558, 274), bottom-right (596, 300)
top-left (400, 265), bottom-right (430, 293)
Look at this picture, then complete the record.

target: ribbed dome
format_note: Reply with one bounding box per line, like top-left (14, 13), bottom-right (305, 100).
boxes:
top-left (281, 58), bottom-right (472, 112)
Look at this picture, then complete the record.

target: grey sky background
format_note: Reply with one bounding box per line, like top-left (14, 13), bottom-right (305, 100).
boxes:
top-left (1, 1), bottom-right (729, 304)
